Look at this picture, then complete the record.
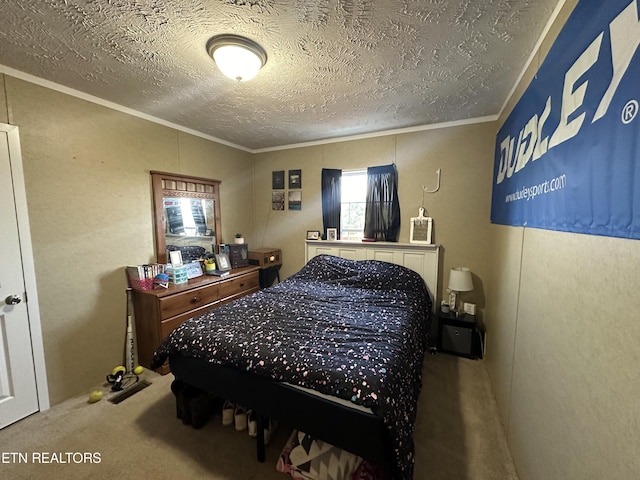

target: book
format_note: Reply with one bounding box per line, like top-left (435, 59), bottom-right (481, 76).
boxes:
top-left (126, 264), bottom-right (166, 281)
top-left (126, 265), bottom-right (143, 280)
top-left (205, 269), bottom-right (230, 277)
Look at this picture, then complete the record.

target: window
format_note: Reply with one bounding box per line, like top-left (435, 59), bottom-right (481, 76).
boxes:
top-left (340, 169), bottom-right (367, 240)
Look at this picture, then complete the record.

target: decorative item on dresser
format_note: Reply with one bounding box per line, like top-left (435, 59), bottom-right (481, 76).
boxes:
top-left (132, 265), bottom-right (259, 375)
top-left (228, 243), bottom-right (249, 268)
top-left (215, 252), bottom-right (231, 271)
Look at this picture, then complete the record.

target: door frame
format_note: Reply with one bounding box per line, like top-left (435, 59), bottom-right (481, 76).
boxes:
top-left (3, 122), bottom-right (50, 411)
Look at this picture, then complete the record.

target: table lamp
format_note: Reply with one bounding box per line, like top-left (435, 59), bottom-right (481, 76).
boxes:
top-left (448, 267), bottom-right (473, 315)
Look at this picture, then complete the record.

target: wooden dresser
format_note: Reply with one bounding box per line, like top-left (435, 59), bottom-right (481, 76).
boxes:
top-left (132, 266), bottom-right (260, 374)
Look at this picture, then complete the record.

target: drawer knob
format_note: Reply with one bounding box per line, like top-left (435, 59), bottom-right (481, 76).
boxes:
top-left (239, 282), bottom-right (245, 287)
top-left (191, 296), bottom-right (199, 304)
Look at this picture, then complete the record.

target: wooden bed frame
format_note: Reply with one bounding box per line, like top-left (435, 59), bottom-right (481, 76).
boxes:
top-left (169, 244), bottom-right (441, 478)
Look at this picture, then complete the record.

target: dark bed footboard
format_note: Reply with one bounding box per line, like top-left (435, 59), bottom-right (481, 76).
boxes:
top-left (170, 355), bottom-right (393, 474)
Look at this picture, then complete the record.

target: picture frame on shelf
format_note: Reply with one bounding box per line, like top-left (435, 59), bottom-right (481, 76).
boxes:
top-left (327, 228), bottom-right (338, 241)
top-left (185, 261), bottom-right (204, 279)
top-left (306, 230), bottom-right (320, 240)
top-left (169, 250), bottom-right (183, 267)
top-left (409, 215), bottom-right (433, 244)
top-left (215, 253), bottom-right (231, 271)
top-left (228, 244), bottom-right (249, 268)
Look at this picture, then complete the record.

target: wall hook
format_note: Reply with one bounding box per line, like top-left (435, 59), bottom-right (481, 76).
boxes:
top-left (422, 168), bottom-right (441, 194)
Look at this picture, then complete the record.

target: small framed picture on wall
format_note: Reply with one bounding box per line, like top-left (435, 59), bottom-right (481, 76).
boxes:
top-left (288, 169), bottom-right (302, 189)
top-left (272, 170), bottom-right (285, 190)
top-left (288, 190), bottom-right (302, 210)
top-left (272, 191), bottom-right (285, 210)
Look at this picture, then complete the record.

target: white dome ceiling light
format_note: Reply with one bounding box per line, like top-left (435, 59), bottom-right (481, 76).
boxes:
top-left (206, 34), bottom-right (267, 82)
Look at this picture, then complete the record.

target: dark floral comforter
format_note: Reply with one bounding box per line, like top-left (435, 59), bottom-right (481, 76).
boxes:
top-left (152, 254), bottom-right (432, 479)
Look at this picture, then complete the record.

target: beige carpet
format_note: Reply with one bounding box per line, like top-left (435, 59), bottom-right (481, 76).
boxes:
top-left (0, 354), bottom-right (518, 479)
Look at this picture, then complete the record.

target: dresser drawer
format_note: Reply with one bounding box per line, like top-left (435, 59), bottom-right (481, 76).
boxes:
top-left (219, 271), bottom-right (259, 299)
top-left (159, 283), bottom-right (220, 320)
top-left (160, 316), bottom-right (185, 339)
top-left (158, 305), bottom-right (213, 338)
top-left (133, 266), bottom-right (260, 374)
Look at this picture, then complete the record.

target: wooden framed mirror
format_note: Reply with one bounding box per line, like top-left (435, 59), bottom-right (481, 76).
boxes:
top-left (151, 171), bottom-right (222, 265)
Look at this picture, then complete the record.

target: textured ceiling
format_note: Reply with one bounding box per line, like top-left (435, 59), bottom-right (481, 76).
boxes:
top-left (0, 0), bottom-right (560, 151)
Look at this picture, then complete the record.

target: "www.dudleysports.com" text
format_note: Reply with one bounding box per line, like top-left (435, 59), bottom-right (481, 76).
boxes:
top-left (504, 174), bottom-right (567, 203)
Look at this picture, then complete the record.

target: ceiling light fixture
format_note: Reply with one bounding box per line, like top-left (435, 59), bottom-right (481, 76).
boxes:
top-left (206, 34), bottom-right (267, 82)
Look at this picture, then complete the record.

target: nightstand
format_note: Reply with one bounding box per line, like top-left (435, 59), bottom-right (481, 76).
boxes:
top-left (249, 248), bottom-right (282, 288)
top-left (437, 309), bottom-right (484, 359)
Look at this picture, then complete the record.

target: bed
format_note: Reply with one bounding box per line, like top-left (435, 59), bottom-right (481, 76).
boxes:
top-left (152, 254), bottom-right (433, 479)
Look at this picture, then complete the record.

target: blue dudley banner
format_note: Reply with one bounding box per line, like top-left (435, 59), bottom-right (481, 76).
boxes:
top-left (491, 0), bottom-right (640, 239)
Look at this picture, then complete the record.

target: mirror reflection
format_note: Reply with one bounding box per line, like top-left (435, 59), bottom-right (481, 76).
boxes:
top-left (164, 197), bottom-right (215, 237)
top-left (164, 197), bottom-right (216, 254)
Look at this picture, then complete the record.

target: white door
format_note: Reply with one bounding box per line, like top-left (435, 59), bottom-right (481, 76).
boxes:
top-left (0, 124), bottom-right (48, 428)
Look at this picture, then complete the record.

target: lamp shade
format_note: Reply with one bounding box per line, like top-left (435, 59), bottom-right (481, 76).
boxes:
top-left (206, 34), bottom-right (267, 82)
top-left (448, 267), bottom-right (473, 292)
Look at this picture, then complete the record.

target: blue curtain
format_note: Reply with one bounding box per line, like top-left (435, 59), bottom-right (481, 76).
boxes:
top-left (321, 168), bottom-right (342, 239)
top-left (364, 164), bottom-right (400, 241)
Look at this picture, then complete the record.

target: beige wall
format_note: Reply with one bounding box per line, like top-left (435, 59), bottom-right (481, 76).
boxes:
top-left (485, 0), bottom-right (640, 478)
top-left (3, 76), bottom-right (254, 405)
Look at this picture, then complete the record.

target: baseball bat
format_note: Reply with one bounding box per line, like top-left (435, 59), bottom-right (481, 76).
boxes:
top-left (125, 288), bottom-right (135, 373)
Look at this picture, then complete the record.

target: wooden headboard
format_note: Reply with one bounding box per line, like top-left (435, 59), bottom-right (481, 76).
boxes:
top-left (305, 240), bottom-right (440, 312)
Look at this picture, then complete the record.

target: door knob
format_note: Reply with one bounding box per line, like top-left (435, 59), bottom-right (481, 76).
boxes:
top-left (5, 294), bottom-right (22, 305)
